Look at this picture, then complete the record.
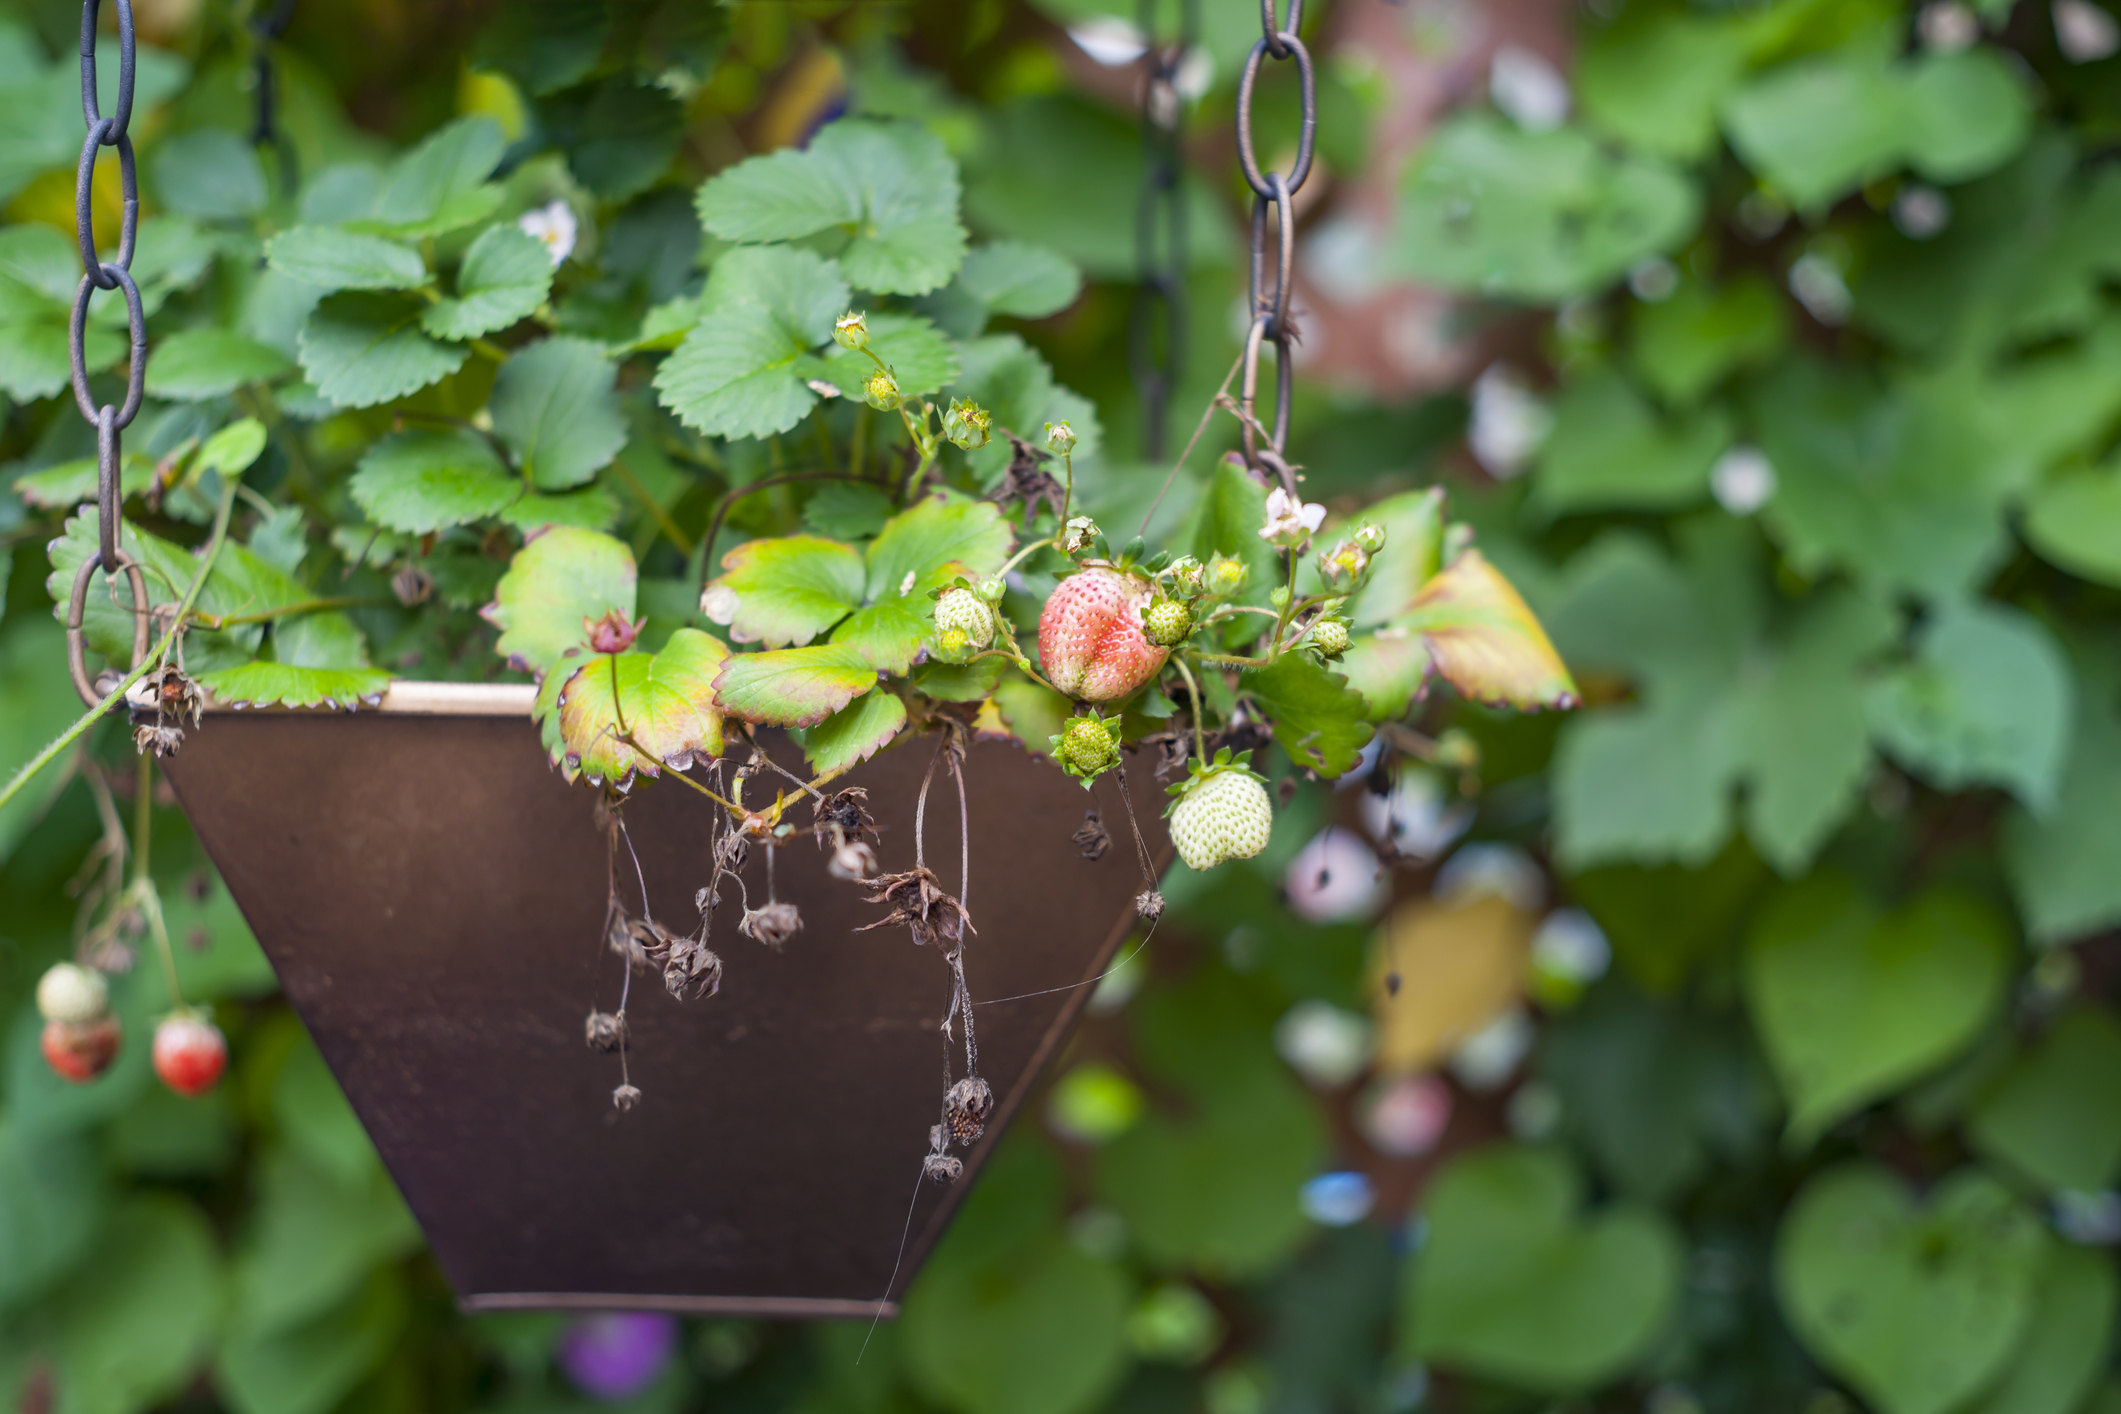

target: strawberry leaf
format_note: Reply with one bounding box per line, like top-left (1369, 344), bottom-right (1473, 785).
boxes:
top-left (991, 674), bottom-right (1072, 757)
top-left (1337, 631), bottom-right (1431, 721)
top-left (829, 599), bottom-right (932, 675)
top-left (1241, 652), bottom-right (1374, 777)
top-left (1348, 488), bottom-right (1446, 627)
top-left (713, 643), bottom-right (879, 727)
top-left (484, 527), bottom-right (636, 677)
top-left (864, 495), bottom-right (1013, 602)
top-left (791, 689), bottom-right (908, 776)
top-left (198, 662), bottom-right (391, 710)
top-left (554, 629), bottom-right (729, 785)
top-left (708, 535), bottom-right (864, 646)
top-left (911, 655), bottom-right (1005, 702)
top-left (1401, 549), bottom-right (1580, 711)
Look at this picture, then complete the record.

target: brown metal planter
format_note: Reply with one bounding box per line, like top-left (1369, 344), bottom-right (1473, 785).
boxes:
top-left (157, 684), bottom-right (1162, 1318)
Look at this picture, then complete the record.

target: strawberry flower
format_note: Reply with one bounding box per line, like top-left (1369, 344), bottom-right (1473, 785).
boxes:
top-left (1259, 487), bottom-right (1327, 548)
top-left (517, 200), bottom-right (578, 266)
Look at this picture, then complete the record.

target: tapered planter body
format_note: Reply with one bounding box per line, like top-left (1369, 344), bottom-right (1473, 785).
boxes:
top-left (159, 685), bottom-right (1159, 1317)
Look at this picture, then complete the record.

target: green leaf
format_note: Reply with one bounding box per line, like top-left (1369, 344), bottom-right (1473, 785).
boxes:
top-left (12, 453), bottom-right (153, 510)
top-left (902, 1231), bottom-right (1130, 1414)
top-left (820, 311), bottom-right (960, 400)
top-left (654, 246), bottom-right (849, 439)
top-left (2023, 465), bottom-right (2121, 589)
top-left (991, 673), bottom-right (1072, 757)
top-left (910, 654), bottom-right (1004, 702)
top-left (227, 1146), bottom-right (418, 1340)
top-left (954, 241), bottom-right (1082, 319)
top-left (489, 337), bottom-right (626, 491)
top-left (1774, 1165), bottom-right (2043, 1414)
top-left (712, 643), bottom-right (879, 727)
top-left (1744, 875), bottom-right (2010, 1143)
top-left (298, 292), bottom-right (468, 408)
top-left (200, 661), bottom-right (391, 710)
top-left (349, 428), bottom-right (519, 533)
top-left (1866, 598), bottom-right (2073, 813)
top-left (1186, 459), bottom-right (1276, 606)
top-left (865, 494), bottom-right (1014, 601)
top-left (217, 1271), bottom-right (407, 1414)
top-left (559, 79), bottom-right (685, 201)
top-left (265, 225), bottom-right (429, 291)
top-left (829, 598), bottom-right (933, 675)
top-left (0, 1123), bottom-right (106, 1308)
top-left (1336, 631), bottom-right (1429, 721)
top-left (1347, 488), bottom-right (1445, 628)
top-left (485, 526), bottom-right (637, 676)
top-left (1577, 9), bottom-right (1754, 161)
top-left (474, 0), bottom-right (609, 93)
top-left (1403, 1144), bottom-right (1683, 1392)
top-left (366, 115), bottom-right (506, 228)
top-left (1240, 653), bottom-right (1374, 777)
top-left (1400, 550), bottom-right (1578, 711)
top-left (948, 333), bottom-right (1102, 480)
top-left (1722, 48), bottom-right (2032, 210)
top-left (1388, 114), bottom-right (1700, 302)
top-left (43, 1196), bottom-right (223, 1414)
top-left (698, 117), bottom-right (967, 295)
top-left (144, 327), bottom-right (294, 401)
top-left (1532, 369), bottom-right (1729, 515)
top-left (1631, 273), bottom-right (1788, 405)
top-left (2003, 654), bottom-right (2121, 943)
top-left (553, 629), bottom-right (729, 784)
top-left (707, 535), bottom-right (865, 647)
top-left (1966, 1006), bottom-right (2121, 1194)
top-left (422, 224), bottom-right (553, 341)
top-left (1960, 1241), bottom-right (2117, 1414)
top-left (152, 128), bottom-right (267, 220)
top-left (789, 688), bottom-right (907, 774)
top-left (498, 484), bottom-right (620, 533)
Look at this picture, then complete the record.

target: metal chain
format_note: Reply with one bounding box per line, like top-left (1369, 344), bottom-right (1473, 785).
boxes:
top-left (65, 0), bottom-right (151, 705)
top-left (1233, 0), bottom-right (1314, 491)
top-left (1129, 0), bottom-right (1197, 461)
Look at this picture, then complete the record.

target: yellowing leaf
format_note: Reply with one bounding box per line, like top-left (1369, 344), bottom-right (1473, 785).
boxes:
top-left (1371, 893), bottom-right (1535, 1073)
top-left (712, 643), bottom-right (879, 727)
top-left (554, 629), bottom-right (729, 785)
top-left (1402, 550), bottom-right (1578, 711)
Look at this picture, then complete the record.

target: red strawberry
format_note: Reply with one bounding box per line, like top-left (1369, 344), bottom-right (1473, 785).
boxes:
top-left (42, 1015), bottom-right (121, 1084)
top-left (152, 1013), bottom-right (227, 1097)
top-left (1038, 568), bottom-right (1167, 702)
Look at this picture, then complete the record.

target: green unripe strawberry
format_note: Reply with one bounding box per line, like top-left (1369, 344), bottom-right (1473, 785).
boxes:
top-left (1054, 713), bottom-right (1119, 785)
top-left (1168, 764), bottom-right (1273, 870)
top-left (1142, 598), bottom-right (1193, 647)
top-left (934, 586), bottom-right (995, 649)
top-left (1310, 619), bottom-right (1351, 657)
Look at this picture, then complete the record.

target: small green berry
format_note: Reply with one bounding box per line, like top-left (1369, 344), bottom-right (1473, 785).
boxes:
top-left (977, 577), bottom-right (1007, 604)
top-left (1352, 522), bottom-right (1386, 554)
top-left (1310, 619), bottom-right (1351, 657)
top-left (834, 312), bottom-right (869, 350)
top-left (1142, 598), bottom-right (1193, 647)
top-left (1270, 586), bottom-right (1292, 610)
top-left (934, 586), bottom-right (996, 649)
top-left (864, 367), bottom-right (901, 411)
top-left (944, 398), bottom-right (992, 451)
top-left (1045, 420), bottom-right (1076, 455)
top-left (1055, 713), bottom-right (1120, 784)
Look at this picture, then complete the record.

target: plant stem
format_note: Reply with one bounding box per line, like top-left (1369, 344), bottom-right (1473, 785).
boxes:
top-left (994, 536), bottom-right (1059, 580)
top-left (134, 753), bottom-right (185, 1010)
top-left (0, 475), bottom-right (240, 818)
top-left (1059, 449), bottom-right (1074, 525)
top-left (608, 455), bottom-right (695, 557)
top-left (1172, 655), bottom-right (1210, 765)
top-left (190, 595), bottom-right (382, 630)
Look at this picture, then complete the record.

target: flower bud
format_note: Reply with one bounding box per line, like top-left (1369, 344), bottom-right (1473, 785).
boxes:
top-left (1270, 586), bottom-right (1292, 610)
top-left (1167, 555), bottom-right (1206, 594)
top-left (1352, 521), bottom-right (1387, 554)
top-left (864, 367), bottom-right (901, 411)
top-left (977, 577), bottom-right (1006, 604)
top-left (1208, 556), bottom-right (1247, 594)
top-left (1045, 420), bottom-right (1076, 455)
top-left (1062, 515), bottom-right (1100, 555)
top-left (944, 398), bottom-right (992, 451)
top-left (586, 610), bottom-right (642, 655)
top-left (1317, 539), bottom-right (1370, 590)
top-left (834, 311), bottom-right (869, 350)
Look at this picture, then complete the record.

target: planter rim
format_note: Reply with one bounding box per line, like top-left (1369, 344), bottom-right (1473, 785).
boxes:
top-left (190, 680), bottom-right (538, 716)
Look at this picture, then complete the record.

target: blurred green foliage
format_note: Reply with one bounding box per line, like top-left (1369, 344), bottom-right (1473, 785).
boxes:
top-left (0, 0), bottom-right (2117, 1412)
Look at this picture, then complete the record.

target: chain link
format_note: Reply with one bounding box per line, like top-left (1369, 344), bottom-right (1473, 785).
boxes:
top-left (1233, 0), bottom-right (1314, 489)
top-left (251, 0), bottom-right (298, 191)
top-left (1129, 0), bottom-right (1197, 461)
top-left (67, 0), bottom-right (150, 705)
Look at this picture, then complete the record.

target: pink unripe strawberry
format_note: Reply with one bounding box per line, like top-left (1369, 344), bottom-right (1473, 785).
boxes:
top-left (1038, 568), bottom-right (1167, 702)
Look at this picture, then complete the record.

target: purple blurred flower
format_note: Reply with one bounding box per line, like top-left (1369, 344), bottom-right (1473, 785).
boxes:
top-left (558, 1312), bottom-right (678, 1401)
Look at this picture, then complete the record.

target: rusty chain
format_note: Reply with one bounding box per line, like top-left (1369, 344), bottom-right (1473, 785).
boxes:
top-left (1129, 0), bottom-right (1196, 461)
top-left (1234, 0), bottom-right (1314, 491)
top-left (65, 0), bottom-right (151, 706)
top-left (250, 0), bottom-right (298, 192)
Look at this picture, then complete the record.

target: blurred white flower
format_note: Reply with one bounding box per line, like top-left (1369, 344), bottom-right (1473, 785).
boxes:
top-left (1361, 1073), bottom-right (1453, 1156)
top-left (1468, 364), bottom-right (1551, 479)
top-left (1360, 767), bottom-right (1473, 862)
top-left (1628, 256), bottom-right (1679, 302)
top-left (1301, 1171), bottom-right (1376, 1226)
top-left (1488, 44), bottom-right (1570, 131)
top-left (1284, 827), bottom-right (1386, 923)
top-left (518, 200), bottom-right (578, 266)
top-left (1711, 446), bottom-right (1777, 516)
top-left (1304, 215), bottom-right (1385, 306)
top-left (1070, 16), bottom-right (1147, 65)
top-left (1260, 486), bottom-right (1327, 547)
top-left (1447, 1006), bottom-right (1534, 1090)
top-left (1918, 1), bottom-right (1980, 50)
top-left (1892, 184), bottom-right (1952, 240)
top-left (2056, 0), bottom-right (2120, 60)
top-left (1275, 1000), bottom-right (1376, 1088)
top-left (1788, 253), bottom-right (1852, 325)
top-left (1432, 842), bottom-right (1544, 911)
top-left (1175, 46), bottom-right (1215, 100)
top-left (1532, 907), bottom-right (1611, 985)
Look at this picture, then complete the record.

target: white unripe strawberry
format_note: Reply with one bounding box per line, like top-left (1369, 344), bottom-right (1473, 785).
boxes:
top-left (36, 962), bottom-right (108, 1025)
top-left (1170, 767), bottom-right (1273, 870)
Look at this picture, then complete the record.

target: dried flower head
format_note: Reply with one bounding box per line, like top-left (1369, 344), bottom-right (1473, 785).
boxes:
top-left (134, 723), bottom-right (186, 758)
top-left (944, 1076), bottom-right (995, 1144)
top-left (391, 564), bottom-right (434, 606)
top-left (829, 841), bottom-right (879, 881)
top-left (1136, 889), bottom-right (1166, 922)
top-left (857, 867), bottom-right (973, 949)
top-left (739, 902), bottom-right (802, 950)
top-left (612, 1083), bottom-right (642, 1111)
top-left (661, 936), bottom-right (723, 1001)
top-left (584, 1010), bottom-right (627, 1052)
top-left (923, 1152), bottom-right (965, 1183)
top-left (1073, 810), bottom-right (1112, 861)
top-left (1062, 515), bottom-right (1101, 556)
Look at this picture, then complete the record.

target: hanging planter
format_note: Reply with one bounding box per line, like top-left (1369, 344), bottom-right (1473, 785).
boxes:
top-left (155, 685), bottom-right (1160, 1315)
